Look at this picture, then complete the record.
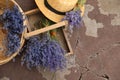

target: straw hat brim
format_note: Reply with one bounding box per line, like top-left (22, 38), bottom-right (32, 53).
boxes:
top-left (35, 0), bottom-right (85, 22)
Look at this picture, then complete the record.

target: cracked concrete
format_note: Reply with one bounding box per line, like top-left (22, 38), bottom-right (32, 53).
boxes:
top-left (97, 0), bottom-right (120, 15)
top-left (83, 4), bottom-right (104, 37)
top-left (97, 0), bottom-right (120, 26)
top-left (111, 15), bottom-right (120, 26)
top-left (0, 0), bottom-right (120, 80)
top-left (37, 55), bottom-right (78, 80)
top-left (0, 77), bottom-right (10, 80)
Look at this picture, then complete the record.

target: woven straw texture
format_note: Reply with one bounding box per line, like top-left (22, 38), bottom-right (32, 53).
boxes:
top-left (35, 0), bottom-right (85, 22)
top-left (0, 0), bottom-right (27, 65)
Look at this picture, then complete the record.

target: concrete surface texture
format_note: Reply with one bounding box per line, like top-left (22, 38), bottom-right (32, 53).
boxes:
top-left (0, 0), bottom-right (120, 80)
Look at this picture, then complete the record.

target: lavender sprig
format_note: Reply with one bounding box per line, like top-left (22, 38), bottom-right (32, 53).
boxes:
top-left (63, 10), bottom-right (82, 27)
top-left (6, 32), bottom-right (20, 56)
top-left (1, 5), bottom-right (25, 56)
top-left (2, 5), bottom-right (25, 34)
top-left (21, 33), bottom-right (66, 71)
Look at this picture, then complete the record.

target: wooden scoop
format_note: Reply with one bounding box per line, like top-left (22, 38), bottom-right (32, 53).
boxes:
top-left (24, 20), bottom-right (68, 39)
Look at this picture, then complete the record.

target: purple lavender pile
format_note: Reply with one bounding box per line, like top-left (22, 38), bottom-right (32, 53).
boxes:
top-left (6, 32), bottom-right (20, 56)
top-left (2, 5), bottom-right (24, 34)
top-left (21, 33), bottom-right (66, 71)
top-left (1, 5), bottom-right (25, 56)
top-left (63, 10), bottom-right (82, 27)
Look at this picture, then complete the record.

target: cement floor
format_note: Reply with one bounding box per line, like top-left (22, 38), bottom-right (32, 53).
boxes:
top-left (0, 0), bottom-right (120, 80)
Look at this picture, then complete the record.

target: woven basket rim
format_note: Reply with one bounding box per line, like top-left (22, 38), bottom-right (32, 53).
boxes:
top-left (0, 0), bottom-right (27, 65)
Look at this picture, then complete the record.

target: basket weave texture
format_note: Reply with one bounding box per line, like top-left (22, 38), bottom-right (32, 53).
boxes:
top-left (0, 0), bottom-right (27, 65)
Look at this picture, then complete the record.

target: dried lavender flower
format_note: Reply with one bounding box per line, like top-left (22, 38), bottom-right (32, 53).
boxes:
top-left (63, 10), bottom-right (82, 27)
top-left (1, 5), bottom-right (24, 56)
top-left (21, 33), bottom-right (66, 71)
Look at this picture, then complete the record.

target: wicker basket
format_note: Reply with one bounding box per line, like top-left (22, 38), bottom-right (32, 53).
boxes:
top-left (0, 0), bottom-right (27, 65)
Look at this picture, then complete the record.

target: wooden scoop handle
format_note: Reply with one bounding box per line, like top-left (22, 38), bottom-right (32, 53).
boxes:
top-left (24, 9), bottom-right (68, 39)
top-left (24, 21), bottom-right (68, 39)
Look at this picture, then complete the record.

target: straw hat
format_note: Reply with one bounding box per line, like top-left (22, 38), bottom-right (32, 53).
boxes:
top-left (35, 0), bottom-right (84, 22)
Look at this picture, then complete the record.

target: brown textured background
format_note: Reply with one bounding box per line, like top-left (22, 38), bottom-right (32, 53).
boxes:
top-left (0, 0), bottom-right (120, 80)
